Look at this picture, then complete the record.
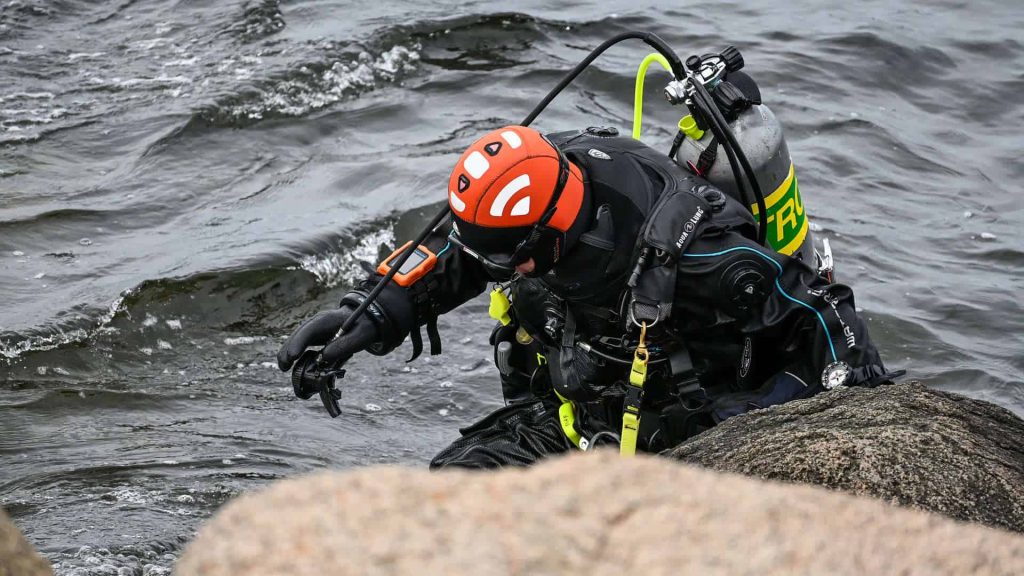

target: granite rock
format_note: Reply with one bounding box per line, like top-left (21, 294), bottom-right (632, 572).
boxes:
top-left (669, 381), bottom-right (1024, 532)
top-left (0, 507), bottom-right (52, 576)
top-left (175, 450), bottom-right (1024, 576)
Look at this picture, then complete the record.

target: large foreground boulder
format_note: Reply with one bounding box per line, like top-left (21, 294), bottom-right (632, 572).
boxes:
top-left (175, 451), bottom-right (1024, 576)
top-left (0, 507), bottom-right (52, 576)
top-left (670, 381), bottom-right (1024, 532)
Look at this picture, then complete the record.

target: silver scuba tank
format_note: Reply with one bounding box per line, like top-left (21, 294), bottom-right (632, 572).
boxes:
top-left (673, 50), bottom-right (815, 265)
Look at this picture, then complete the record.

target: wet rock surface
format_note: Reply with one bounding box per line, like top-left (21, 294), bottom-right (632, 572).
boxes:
top-left (175, 451), bottom-right (1024, 576)
top-left (0, 507), bottom-right (52, 576)
top-left (669, 381), bottom-right (1024, 532)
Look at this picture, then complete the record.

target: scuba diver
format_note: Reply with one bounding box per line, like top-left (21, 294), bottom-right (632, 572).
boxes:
top-left (276, 38), bottom-right (900, 468)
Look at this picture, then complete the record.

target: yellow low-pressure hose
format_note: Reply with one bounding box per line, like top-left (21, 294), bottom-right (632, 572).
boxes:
top-left (633, 53), bottom-right (674, 140)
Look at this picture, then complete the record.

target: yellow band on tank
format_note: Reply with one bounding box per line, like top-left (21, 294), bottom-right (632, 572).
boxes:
top-left (749, 162), bottom-right (809, 256)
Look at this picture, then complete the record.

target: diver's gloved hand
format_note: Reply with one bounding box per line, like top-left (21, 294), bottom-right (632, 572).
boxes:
top-left (276, 305), bottom-right (379, 372)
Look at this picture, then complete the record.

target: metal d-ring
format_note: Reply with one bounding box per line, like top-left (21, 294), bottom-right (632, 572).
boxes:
top-left (629, 300), bottom-right (660, 329)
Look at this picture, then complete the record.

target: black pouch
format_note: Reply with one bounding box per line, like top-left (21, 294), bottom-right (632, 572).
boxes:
top-left (627, 183), bottom-right (713, 329)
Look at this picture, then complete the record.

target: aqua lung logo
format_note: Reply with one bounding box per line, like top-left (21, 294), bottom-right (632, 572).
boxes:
top-left (587, 148), bottom-right (611, 160)
top-left (807, 288), bottom-right (857, 349)
top-left (675, 206), bottom-right (706, 249)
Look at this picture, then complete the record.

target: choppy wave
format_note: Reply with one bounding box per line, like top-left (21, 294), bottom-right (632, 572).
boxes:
top-left (0, 294), bottom-right (128, 361)
top-left (0, 221), bottom-right (397, 362)
top-left (229, 0), bottom-right (286, 42)
top-left (197, 44), bottom-right (420, 126)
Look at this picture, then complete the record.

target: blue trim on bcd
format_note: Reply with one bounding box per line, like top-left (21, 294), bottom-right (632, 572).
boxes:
top-left (682, 247), bottom-right (838, 362)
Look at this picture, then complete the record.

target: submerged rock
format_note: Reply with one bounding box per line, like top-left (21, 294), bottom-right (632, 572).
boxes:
top-left (0, 508), bottom-right (52, 576)
top-left (175, 451), bottom-right (1024, 576)
top-left (669, 381), bottom-right (1024, 532)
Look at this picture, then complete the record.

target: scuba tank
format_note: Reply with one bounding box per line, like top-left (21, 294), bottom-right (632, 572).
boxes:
top-left (670, 47), bottom-right (815, 263)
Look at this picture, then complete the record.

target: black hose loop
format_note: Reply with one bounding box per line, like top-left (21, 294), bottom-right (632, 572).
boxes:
top-left (344, 32), bottom-right (687, 337)
top-left (690, 80), bottom-right (769, 246)
top-left (520, 31), bottom-right (683, 127)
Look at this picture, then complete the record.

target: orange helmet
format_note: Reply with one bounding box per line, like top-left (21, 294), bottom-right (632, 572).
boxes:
top-left (446, 125), bottom-right (585, 277)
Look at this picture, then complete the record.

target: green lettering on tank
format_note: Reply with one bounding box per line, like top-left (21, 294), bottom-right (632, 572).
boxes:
top-left (750, 163), bottom-right (808, 256)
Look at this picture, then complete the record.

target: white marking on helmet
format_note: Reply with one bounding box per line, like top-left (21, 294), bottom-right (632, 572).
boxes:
top-left (500, 130), bottom-right (522, 149)
top-left (510, 196), bottom-right (531, 217)
top-left (490, 174), bottom-right (531, 217)
top-left (449, 191), bottom-right (466, 213)
top-left (464, 151), bottom-right (489, 179)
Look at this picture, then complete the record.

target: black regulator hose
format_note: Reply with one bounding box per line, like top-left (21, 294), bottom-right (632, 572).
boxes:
top-left (690, 79), bottom-right (769, 246)
top-left (688, 82), bottom-right (753, 233)
top-left (521, 31), bottom-right (684, 126)
top-left (330, 31), bottom-right (685, 359)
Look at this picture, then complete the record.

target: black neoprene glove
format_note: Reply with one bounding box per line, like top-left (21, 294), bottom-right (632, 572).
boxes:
top-left (277, 305), bottom-right (380, 372)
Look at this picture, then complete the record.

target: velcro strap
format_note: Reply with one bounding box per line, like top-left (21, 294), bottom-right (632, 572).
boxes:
top-left (426, 317), bottom-right (442, 356)
top-left (407, 326), bottom-right (424, 363)
top-left (406, 316), bottom-right (442, 363)
top-left (696, 137), bottom-right (717, 176)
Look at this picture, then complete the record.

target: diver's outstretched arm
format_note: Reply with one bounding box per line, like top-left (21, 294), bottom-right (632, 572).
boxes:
top-left (278, 220), bottom-right (490, 371)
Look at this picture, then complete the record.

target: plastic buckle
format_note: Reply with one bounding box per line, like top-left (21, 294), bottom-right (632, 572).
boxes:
top-left (623, 382), bottom-right (644, 413)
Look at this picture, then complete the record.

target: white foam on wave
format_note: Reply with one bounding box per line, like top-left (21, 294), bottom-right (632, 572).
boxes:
top-left (0, 91), bottom-right (55, 102)
top-left (86, 74), bottom-right (194, 90)
top-left (299, 225), bottom-right (395, 288)
top-left (228, 45), bottom-right (420, 121)
top-left (162, 56), bottom-right (198, 67)
top-left (67, 52), bottom-right (106, 62)
top-left (223, 335), bottom-right (266, 346)
top-left (0, 290), bottom-right (130, 362)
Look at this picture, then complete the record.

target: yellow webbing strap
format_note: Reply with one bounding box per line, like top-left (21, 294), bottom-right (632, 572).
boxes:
top-left (633, 53), bottom-right (673, 140)
top-left (620, 322), bottom-right (649, 456)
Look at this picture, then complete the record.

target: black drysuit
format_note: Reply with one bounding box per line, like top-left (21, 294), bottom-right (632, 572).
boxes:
top-left (353, 130), bottom-right (891, 469)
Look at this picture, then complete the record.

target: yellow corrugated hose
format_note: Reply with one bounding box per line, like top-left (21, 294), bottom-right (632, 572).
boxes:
top-left (633, 53), bottom-right (673, 140)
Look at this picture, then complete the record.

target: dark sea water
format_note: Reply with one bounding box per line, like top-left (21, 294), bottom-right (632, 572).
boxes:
top-left (1, 0), bottom-right (1021, 573)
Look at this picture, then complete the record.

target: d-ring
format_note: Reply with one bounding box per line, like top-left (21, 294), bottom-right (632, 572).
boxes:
top-left (629, 300), bottom-right (660, 329)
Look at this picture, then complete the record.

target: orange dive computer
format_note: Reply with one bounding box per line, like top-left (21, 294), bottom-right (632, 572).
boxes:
top-left (376, 241), bottom-right (437, 287)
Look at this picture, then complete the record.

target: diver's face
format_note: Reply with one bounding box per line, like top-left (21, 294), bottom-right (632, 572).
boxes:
top-left (515, 258), bottom-right (536, 276)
